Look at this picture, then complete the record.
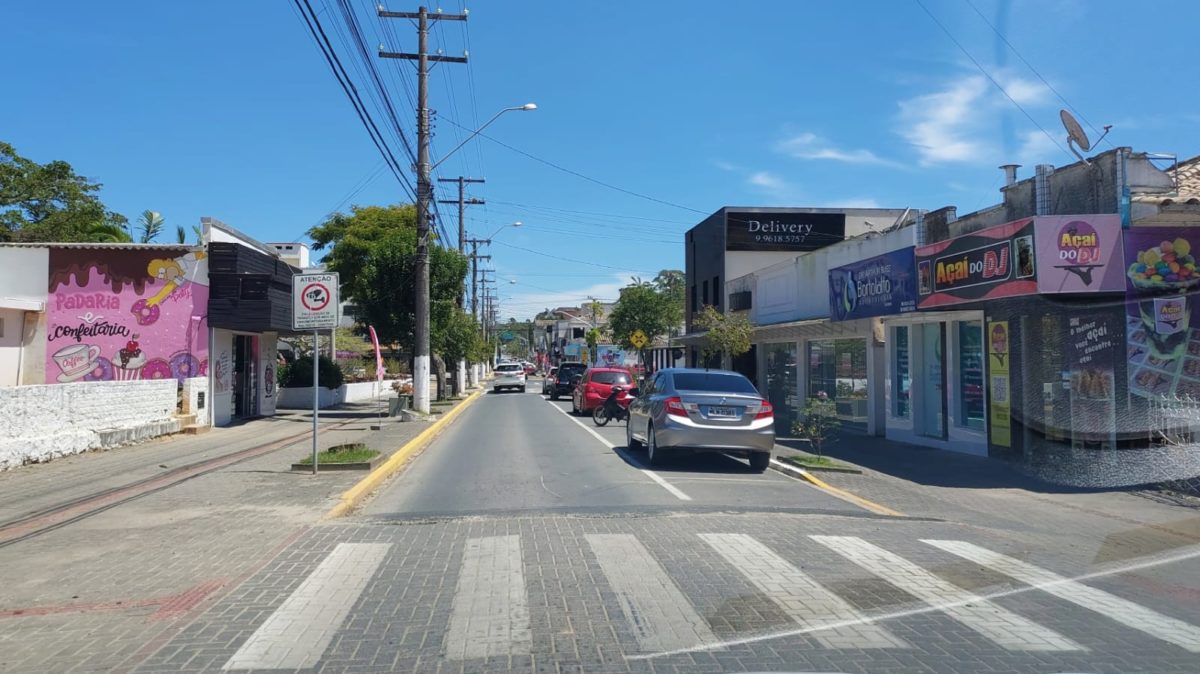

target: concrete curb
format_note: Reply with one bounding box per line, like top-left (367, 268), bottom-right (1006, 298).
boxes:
top-left (324, 389), bottom-right (485, 519)
top-left (769, 458), bottom-right (903, 517)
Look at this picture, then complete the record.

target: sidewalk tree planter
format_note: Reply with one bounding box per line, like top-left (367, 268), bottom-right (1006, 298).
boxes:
top-left (792, 398), bottom-right (841, 458)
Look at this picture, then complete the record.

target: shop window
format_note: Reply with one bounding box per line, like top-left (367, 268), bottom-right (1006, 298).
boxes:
top-left (893, 326), bottom-right (910, 418)
top-left (764, 342), bottom-right (798, 435)
top-left (702, 280), bottom-right (709, 306)
top-left (690, 285), bottom-right (697, 313)
top-left (808, 338), bottom-right (868, 431)
top-left (713, 276), bottom-right (720, 308)
top-left (958, 321), bottom-right (985, 430)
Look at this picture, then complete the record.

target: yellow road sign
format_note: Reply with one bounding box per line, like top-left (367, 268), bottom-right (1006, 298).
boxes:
top-left (630, 329), bottom-right (648, 349)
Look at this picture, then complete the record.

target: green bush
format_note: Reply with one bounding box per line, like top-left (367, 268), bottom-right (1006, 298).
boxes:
top-left (791, 398), bottom-right (841, 457)
top-left (281, 355), bottom-right (345, 390)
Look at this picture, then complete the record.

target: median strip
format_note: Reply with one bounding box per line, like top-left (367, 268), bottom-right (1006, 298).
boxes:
top-left (324, 388), bottom-right (485, 519)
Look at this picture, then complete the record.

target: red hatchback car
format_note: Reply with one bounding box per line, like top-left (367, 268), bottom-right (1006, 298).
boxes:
top-left (571, 367), bottom-right (635, 415)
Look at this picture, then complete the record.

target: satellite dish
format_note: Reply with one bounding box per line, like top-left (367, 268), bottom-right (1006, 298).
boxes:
top-left (1061, 109), bottom-right (1091, 152)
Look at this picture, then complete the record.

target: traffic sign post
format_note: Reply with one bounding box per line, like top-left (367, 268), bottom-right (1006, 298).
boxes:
top-left (630, 329), bottom-right (648, 349)
top-left (293, 272), bottom-right (340, 474)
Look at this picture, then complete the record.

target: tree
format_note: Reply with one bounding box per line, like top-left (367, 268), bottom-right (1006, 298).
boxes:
top-left (693, 305), bottom-right (752, 366)
top-left (307, 204), bottom-right (417, 301)
top-left (585, 327), bottom-right (601, 364)
top-left (608, 281), bottom-right (672, 364)
top-left (175, 223), bottom-right (203, 244)
top-left (83, 222), bottom-right (133, 243)
top-left (793, 397), bottom-right (841, 457)
top-left (137, 210), bottom-right (164, 243)
top-left (0, 141), bottom-right (128, 242)
top-left (653, 269), bottom-right (685, 331)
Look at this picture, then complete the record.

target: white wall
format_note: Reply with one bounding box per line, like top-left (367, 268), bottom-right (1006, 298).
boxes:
top-left (211, 329), bottom-right (234, 426)
top-left (0, 247), bottom-right (49, 386)
top-left (0, 310), bottom-right (23, 387)
top-left (259, 333), bottom-right (279, 417)
top-left (0, 247), bottom-right (49, 306)
top-left (277, 380), bottom-right (400, 409)
top-left (0, 380), bottom-right (179, 470)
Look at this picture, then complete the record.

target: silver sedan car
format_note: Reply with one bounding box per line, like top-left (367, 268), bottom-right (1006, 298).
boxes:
top-left (626, 367), bottom-right (775, 471)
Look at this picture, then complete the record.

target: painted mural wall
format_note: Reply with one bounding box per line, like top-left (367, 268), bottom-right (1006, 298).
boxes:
top-left (45, 248), bottom-right (209, 385)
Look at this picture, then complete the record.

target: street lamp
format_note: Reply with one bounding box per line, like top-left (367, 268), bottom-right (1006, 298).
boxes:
top-left (431, 104), bottom-right (537, 171)
top-left (482, 221), bottom-right (522, 241)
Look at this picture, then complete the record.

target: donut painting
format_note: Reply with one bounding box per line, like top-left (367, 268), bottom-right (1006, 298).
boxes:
top-left (46, 247), bottom-right (208, 384)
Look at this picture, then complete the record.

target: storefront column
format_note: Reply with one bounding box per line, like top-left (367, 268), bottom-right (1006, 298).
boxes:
top-left (867, 340), bottom-right (886, 436)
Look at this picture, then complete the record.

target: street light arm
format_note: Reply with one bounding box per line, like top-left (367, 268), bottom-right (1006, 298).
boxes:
top-left (431, 105), bottom-right (532, 170)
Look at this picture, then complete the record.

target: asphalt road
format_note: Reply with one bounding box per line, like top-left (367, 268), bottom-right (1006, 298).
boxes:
top-left (364, 380), bottom-right (857, 518)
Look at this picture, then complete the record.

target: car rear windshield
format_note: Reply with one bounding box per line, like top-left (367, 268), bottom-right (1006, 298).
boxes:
top-left (671, 372), bottom-right (758, 394)
top-left (591, 371), bottom-right (630, 385)
top-left (496, 364), bottom-right (522, 372)
top-left (557, 366), bottom-right (586, 380)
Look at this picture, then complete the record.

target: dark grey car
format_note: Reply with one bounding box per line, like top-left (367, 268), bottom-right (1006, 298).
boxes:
top-left (626, 368), bottom-right (775, 471)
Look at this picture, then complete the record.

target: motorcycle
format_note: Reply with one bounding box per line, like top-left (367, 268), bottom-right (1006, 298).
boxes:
top-left (593, 386), bottom-right (633, 426)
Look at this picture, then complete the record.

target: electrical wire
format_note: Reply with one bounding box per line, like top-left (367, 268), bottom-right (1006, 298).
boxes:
top-left (292, 0), bottom-right (416, 202)
top-left (963, 0), bottom-right (1110, 146)
top-left (911, 0), bottom-right (1074, 163)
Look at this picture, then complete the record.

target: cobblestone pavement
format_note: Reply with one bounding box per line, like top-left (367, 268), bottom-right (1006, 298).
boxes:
top-left (128, 512), bottom-right (1200, 674)
top-left (0, 400), bottom-right (449, 674)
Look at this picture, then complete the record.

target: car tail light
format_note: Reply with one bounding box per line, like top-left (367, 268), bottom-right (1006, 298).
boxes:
top-left (665, 396), bottom-right (687, 417)
top-left (755, 401), bottom-right (774, 419)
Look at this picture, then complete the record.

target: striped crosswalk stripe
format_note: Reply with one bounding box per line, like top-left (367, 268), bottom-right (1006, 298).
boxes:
top-left (223, 543), bottom-right (390, 670)
top-left (924, 539), bottom-right (1200, 653)
top-left (587, 533), bottom-right (718, 652)
top-left (443, 535), bottom-right (532, 660)
top-left (699, 533), bottom-right (908, 649)
top-left (811, 535), bottom-right (1083, 652)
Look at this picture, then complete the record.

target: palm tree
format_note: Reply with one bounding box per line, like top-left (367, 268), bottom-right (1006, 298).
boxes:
top-left (137, 210), bottom-right (165, 243)
top-left (176, 223), bottom-right (204, 244)
top-left (83, 222), bottom-right (133, 243)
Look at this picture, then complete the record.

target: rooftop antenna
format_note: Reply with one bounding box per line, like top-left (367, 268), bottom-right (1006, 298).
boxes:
top-left (1060, 109), bottom-right (1111, 165)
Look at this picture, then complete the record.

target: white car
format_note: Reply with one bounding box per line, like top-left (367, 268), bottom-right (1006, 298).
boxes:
top-left (493, 362), bottom-right (527, 393)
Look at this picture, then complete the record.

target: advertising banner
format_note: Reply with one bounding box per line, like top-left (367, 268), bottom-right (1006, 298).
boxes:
top-left (1035, 215), bottom-right (1125, 293)
top-left (1066, 314), bottom-right (1117, 445)
top-left (1124, 227), bottom-right (1200, 399)
top-left (916, 218), bottom-right (1037, 309)
top-left (987, 320), bottom-right (1011, 447)
top-left (828, 247), bottom-right (918, 321)
top-left (726, 211), bottom-right (845, 252)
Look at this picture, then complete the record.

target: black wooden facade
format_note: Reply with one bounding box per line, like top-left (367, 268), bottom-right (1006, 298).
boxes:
top-left (207, 242), bottom-right (300, 332)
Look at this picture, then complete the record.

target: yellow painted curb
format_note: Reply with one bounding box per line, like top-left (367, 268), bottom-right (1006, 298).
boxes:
top-left (769, 459), bottom-right (904, 517)
top-left (324, 388), bottom-right (485, 519)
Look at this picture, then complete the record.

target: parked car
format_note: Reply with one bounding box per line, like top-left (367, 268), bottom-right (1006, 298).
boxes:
top-left (572, 367), bottom-right (635, 416)
top-left (492, 362), bottom-right (526, 393)
top-left (541, 367), bottom-right (559, 394)
top-left (546, 362), bottom-right (587, 400)
top-left (626, 367), bottom-right (775, 471)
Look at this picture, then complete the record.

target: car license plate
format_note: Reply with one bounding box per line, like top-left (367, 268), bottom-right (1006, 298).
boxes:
top-left (708, 406), bottom-right (737, 418)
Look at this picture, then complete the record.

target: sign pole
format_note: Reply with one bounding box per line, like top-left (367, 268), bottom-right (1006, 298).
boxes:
top-left (313, 329), bottom-right (319, 475)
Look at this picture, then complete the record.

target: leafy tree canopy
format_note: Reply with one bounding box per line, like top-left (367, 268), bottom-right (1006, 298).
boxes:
top-left (693, 305), bottom-right (753, 364)
top-left (608, 281), bottom-right (671, 351)
top-left (307, 204), bottom-right (417, 300)
top-left (0, 141), bottom-right (128, 242)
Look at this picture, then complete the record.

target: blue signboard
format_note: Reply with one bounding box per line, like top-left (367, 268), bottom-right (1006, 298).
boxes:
top-left (828, 247), bottom-right (918, 321)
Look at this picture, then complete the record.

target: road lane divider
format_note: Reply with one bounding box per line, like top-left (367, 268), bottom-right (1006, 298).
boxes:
top-left (325, 388), bottom-right (485, 519)
top-left (769, 458), bottom-right (902, 517)
top-left (543, 398), bottom-right (691, 501)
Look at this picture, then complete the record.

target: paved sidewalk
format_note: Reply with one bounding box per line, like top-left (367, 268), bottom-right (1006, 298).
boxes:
top-left (774, 434), bottom-right (1200, 567)
top-left (0, 389), bottom-right (479, 674)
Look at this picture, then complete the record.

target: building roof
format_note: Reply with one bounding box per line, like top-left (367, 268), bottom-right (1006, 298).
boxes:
top-left (0, 242), bottom-right (193, 250)
top-left (1171, 154), bottom-right (1200, 196)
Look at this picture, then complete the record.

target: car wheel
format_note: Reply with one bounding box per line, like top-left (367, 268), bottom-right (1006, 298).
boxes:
top-left (549, 391), bottom-right (558, 400)
top-left (647, 423), bottom-right (666, 467)
top-left (749, 452), bottom-right (770, 473)
top-left (520, 386), bottom-right (526, 393)
top-left (626, 419), bottom-right (643, 449)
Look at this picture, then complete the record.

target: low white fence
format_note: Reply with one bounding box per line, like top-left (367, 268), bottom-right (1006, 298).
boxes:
top-left (276, 380), bottom-right (400, 409)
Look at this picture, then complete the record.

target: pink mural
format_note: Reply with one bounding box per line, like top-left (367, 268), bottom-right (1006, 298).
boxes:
top-left (46, 247), bottom-right (209, 384)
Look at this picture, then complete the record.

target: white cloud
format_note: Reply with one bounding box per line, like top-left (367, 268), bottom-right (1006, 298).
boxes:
top-left (499, 275), bottom-right (635, 321)
top-left (712, 159), bottom-right (742, 172)
top-left (896, 72), bottom-right (1060, 166)
top-left (748, 170), bottom-right (788, 191)
top-left (1016, 129), bottom-right (1062, 165)
top-left (777, 132), bottom-right (900, 167)
top-left (820, 197), bottom-right (881, 209)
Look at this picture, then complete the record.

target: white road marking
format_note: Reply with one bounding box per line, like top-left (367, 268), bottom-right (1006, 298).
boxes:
top-left (699, 533), bottom-right (908, 649)
top-left (443, 535), bottom-right (532, 660)
top-left (811, 535), bottom-right (1082, 652)
top-left (925, 538), bottom-right (1200, 652)
top-left (223, 543), bottom-right (390, 670)
top-left (544, 398), bottom-right (691, 501)
top-left (587, 534), bottom-right (717, 651)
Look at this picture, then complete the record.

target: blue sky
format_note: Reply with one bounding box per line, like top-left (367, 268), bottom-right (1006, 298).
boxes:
top-left (4, 0), bottom-right (1199, 319)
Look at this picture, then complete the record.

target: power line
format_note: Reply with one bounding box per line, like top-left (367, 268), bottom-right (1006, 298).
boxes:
top-left (439, 116), bottom-right (708, 215)
top-left (292, 0), bottom-right (416, 201)
top-left (912, 0), bottom-right (1074, 163)
top-left (963, 0), bottom-right (1110, 147)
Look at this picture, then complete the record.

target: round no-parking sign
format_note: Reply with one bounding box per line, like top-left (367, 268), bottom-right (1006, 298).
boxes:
top-left (293, 272), bottom-right (340, 330)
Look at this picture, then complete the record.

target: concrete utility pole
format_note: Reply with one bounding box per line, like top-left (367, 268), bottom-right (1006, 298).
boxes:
top-left (465, 238), bottom-right (491, 322)
top-left (379, 5), bottom-right (467, 414)
top-left (438, 177), bottom-right (485, 253)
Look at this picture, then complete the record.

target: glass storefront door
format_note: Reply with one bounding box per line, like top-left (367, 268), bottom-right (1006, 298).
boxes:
top-left (918, 323), bottom-right (945, 438)
top-left (808, 338), bottom-right (868, 432)
top-left (764, 342), bottom-right (798, 436)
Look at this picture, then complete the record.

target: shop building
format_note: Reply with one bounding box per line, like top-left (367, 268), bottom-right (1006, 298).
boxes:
top-left (204, 218), bottom-right (301, 426)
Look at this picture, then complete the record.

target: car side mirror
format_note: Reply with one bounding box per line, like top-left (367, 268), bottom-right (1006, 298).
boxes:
top-left (629, 387), bottom-right (640, 397)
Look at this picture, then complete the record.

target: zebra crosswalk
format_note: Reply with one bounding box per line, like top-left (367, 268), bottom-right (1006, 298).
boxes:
top-left (222, 531), bottom-right (1200, 669)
